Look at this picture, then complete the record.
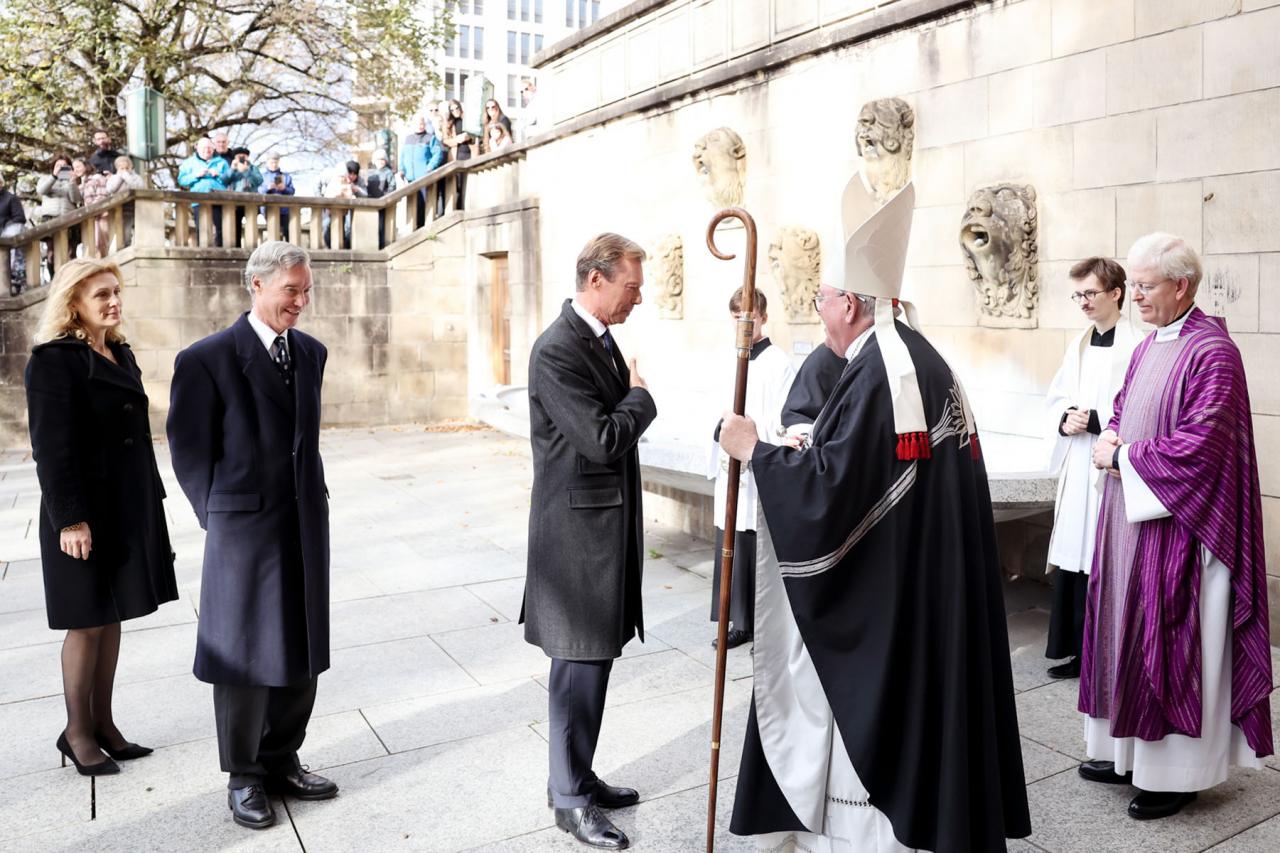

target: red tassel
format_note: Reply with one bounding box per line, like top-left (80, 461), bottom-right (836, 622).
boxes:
top-left (970, 433), bottom-right (981, 460)
top-left (895, 432), bottom-right (932, 461)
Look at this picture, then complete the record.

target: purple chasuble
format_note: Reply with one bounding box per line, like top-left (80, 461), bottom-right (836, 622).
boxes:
top-left (1079, 307), bottom-right (1272, 757)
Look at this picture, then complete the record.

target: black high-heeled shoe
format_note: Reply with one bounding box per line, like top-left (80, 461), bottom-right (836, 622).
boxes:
top-left (94, 732), bottom-right (154, 761)
top-left (56, 732), bottom-right (120, 776)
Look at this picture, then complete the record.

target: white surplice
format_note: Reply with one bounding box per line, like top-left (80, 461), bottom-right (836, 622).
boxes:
top-left (1043, 322), bottom-right (1140, 574)
top-left (1083, 313), bottom-right (1263, 791)
top-left (708, 343), bottom-right (796, 532)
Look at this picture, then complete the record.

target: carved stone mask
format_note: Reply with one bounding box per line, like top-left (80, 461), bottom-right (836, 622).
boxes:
top-left (856, 98), bottom-right (914, 205)
top-left (649, 234), bottom-right (684, 320)
top-left (768, 226), bottom-right (822, 324)
top-left (960, 184), bottom-right (1039, 328)
top-left (692, 127), bottom-right (747, 208)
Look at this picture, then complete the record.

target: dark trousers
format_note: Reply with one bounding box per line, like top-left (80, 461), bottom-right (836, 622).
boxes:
top-left (214, 676), bottom-right (318, 789)
top-left (1045, 569), bottom-right (1088, 660)
top-left (709, 528), bottom-right (756, 634)
top-left (547, 658), bottom-right (613, 808)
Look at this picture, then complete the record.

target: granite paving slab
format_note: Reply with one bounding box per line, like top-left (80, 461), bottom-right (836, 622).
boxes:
top-left (327, 586), bottom-right (505, 651)
top-left (289, 726), bottom-right (552, 852)
top-left (1009, 641), bottom-right (1060, 695)
top-left (461, 778), bottom-right (755, 852)
top-left (534, 647), bottom-right (714, 710)
top-left (463, 577), bottom-right (526, 621)
top-left (643, 590), bottom-right (756, 682)
top-left (1016, 679), bottom-right (1089, 762)
top-left (1206, 812), bottom-right (1280, 851)
top-left (360, 547), bottom-right (526, 595)
top-left (1020, 737), bottom-right (1079, 785)
top-left (310, 635), bottom-right (478, 717)
top-left (1025, 766), bottom-right (1280, 852)
top-left (0, 567), bottom-right (48, 615)
top-left (359, 677), bottom-right (549, 754)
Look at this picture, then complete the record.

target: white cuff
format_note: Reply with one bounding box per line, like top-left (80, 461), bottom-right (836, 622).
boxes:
top-left (1119, 444), bottom-right (1172, 523)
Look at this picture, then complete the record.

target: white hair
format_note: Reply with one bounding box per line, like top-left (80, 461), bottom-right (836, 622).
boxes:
top-left (1126, 232), bottom-right (1202, 291)
top-left (245, 241), bottom-right (311, 294)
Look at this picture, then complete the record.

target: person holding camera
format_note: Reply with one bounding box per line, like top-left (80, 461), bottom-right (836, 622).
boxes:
top-left (177, 137), bottom-right (232, 246)
top-left (34, 156), bottom-right (84, 277)
top-left (260, 155), bottom-right (295, 238)
top-left (224, 147), bottom-right (262, 247)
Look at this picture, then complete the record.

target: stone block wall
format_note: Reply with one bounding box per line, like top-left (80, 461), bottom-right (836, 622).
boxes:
top-left (522, 0), bottom-right (1280, 628)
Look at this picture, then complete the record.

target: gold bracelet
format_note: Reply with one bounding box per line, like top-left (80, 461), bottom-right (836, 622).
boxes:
top-left (61, 522), bottom-right (84, 532)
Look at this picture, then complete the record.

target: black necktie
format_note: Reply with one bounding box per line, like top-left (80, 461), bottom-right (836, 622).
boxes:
top-left (272, 335), bottom-right (292, 386)
top-left (601, 329), bottom-right (614, 353)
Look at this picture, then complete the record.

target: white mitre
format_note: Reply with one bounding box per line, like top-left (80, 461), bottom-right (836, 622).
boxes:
top-left (829, 176), bottom-right (935, 459)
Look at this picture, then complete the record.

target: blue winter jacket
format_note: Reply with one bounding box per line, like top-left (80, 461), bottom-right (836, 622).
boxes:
top-left (399, 129), bottom-right (445, 182)
top-left (177, 154), bottom-right (231, 193)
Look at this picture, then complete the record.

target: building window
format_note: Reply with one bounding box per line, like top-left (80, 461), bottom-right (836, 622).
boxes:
top-left (521, 0), bottom-right (530, 22)
top-left (474, 27), bottom-right (484, 60)
top-left (507, 0), bottom-right (516, 19)
top-left (445, 33), bottom-right (455, 57)
top-left (507, 30), bottom-right (517, 63)
top-left (535, 0), bottom-right (543, 23)
top-left (459, 70), bottom-right (470, 102)
top-left (591, 0), bottom-right (599, 22)
top-left (445, 69), bottom-right (456, 101)
top-left (474, 0), bottom-right (484, 13)
top-left (565, 0), bottom-right (573, 27)
top-left (507, 74), bottom-right (519, 108)
top-left (458, 0), bottom-right (469, 13)
top-left (534, 34), bottom-right (543, 53)
top-left (459, 25), bottom-right (470, 58)
top-left (579, 0), bottom-right (586, 28)
top-left (520, 31), bottom-right (530, 64)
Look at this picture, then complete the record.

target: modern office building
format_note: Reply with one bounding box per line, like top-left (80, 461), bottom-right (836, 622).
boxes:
top-left (434, 0), bottom-right (620, 136)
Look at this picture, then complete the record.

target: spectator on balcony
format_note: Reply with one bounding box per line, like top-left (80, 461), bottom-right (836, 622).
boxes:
top-left (177, 137), bottom-right (232, 246)
top-left (88, 130), bottom-right (122, 175)
top-left (366, 152), bottom-right (396, 249)
top-left (482, 99), bottom-right (513, 153)
top-left (212, 132), bottom-right (234, 165)
top-left (398, 114), bottom-right (444, 229)
top-left (322, 160), bottom-right (366, 249)
top-left (486, 121), bottom-right (513, 153)
top-left (105, 156), bottom-right (145, 249)
top-left (440, 99), bottom-right (472, 214)
top-left (1, 173), bottom-right (29, 293)
top-left (226, 147), bottom-right (263, 246)
top-left (78, 161), bottom-right (112, 258)
top-left (260, 154), bottom-right (295, 239)
top-left (35, 156), bottom-right (84, 274)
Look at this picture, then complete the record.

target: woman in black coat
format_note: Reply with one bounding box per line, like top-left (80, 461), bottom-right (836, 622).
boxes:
top-left (24, 258), bottom-right (178, 776)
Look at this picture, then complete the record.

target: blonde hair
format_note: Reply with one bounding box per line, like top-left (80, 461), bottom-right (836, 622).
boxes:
top-left (34, 259), bottom-right (127, 344)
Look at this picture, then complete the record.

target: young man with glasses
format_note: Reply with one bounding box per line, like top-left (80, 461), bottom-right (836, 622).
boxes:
top-left (1042, 257), bottom-right (1140, 680)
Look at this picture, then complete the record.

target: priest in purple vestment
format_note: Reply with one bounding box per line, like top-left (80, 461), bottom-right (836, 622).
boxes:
top-left (1079, 231), bottom-right (1272, 821)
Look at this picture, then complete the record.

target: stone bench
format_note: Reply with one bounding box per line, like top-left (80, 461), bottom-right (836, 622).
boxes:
top-left (472, 385), bottom-right (1056, 523)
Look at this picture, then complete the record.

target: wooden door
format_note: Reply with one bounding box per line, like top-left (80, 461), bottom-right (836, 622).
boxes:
top-left (490, 254), bottom-right (511, 384)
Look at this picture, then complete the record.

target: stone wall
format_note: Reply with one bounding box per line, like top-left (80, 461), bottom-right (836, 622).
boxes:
top-left (515, 0), bottom-right (1280, 629)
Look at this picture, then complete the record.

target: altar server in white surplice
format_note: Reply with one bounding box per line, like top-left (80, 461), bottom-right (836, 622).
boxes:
top-left (707, 286), bottom-right (796, 650)
top-left (1042, 257), bottom-right (1140, 680)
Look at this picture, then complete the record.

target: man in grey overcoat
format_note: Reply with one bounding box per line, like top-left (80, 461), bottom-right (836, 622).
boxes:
top-left (522, 232), bottom-right (657, 850)
top-left (168, 242), bottom-right (338, 830)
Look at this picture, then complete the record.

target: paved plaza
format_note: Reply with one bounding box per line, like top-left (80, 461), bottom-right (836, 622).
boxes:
top-left (1, 426), bottom-right (1279, 852)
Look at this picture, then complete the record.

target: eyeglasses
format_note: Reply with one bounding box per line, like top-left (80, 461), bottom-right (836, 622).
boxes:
top-left (1069, 289), bottom-right (1104, 304)
top-left (1125, 278), bottom-right (1170, 296)
top-left (812, 292), bottom-right (849, 313)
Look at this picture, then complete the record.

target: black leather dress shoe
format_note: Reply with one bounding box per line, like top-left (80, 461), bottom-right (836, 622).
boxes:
top-left (1047, 657), bottom-right (1081, 679)
top-left (1078, 760), bottom-right (1133, 785)
top-left (228, 785), bottom-right (275, 829)
top-left (555, 805), bottom-right (630, 849)
top-left (594, 780), bottom-right (639, 809)
top-left (265, 765), bottom-right (339, 800)
top-left (546, 780), bottom-right (640, 809)
top-left (1129, 790), bottom-right (1197, 820)
top-left (712, 628), bottom-right (752, 650)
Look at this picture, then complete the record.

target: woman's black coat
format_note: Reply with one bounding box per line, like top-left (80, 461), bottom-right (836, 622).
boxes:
top-left (24, 338), bottom-right (178, 629)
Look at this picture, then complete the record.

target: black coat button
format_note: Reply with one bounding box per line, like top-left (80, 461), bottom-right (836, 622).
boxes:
top-left (123, 438), bottom-right (134, 447)
top-left (123, 403), bottom-right (133, 413)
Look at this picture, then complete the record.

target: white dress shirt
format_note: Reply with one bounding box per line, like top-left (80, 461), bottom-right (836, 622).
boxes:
top-left (247, 308), bottom-right (289, 356)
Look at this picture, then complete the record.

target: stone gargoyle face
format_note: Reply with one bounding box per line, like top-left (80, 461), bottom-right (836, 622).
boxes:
top-left (959, 183), bottom-right (1039, 327)
top-left (768, 225), bottom-right (822, 324)
top-left (692, 127), bottom-right (746, 208)
top-left (855, 98), bottom-right (914, 205)
top-left (650, 234), bottom-right (684, 320)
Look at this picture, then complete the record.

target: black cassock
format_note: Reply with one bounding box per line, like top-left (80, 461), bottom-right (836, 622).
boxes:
top-left (780, 344), bottom-right (847, 430)
top-left (730, 324), bottom-right (1031, 852)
